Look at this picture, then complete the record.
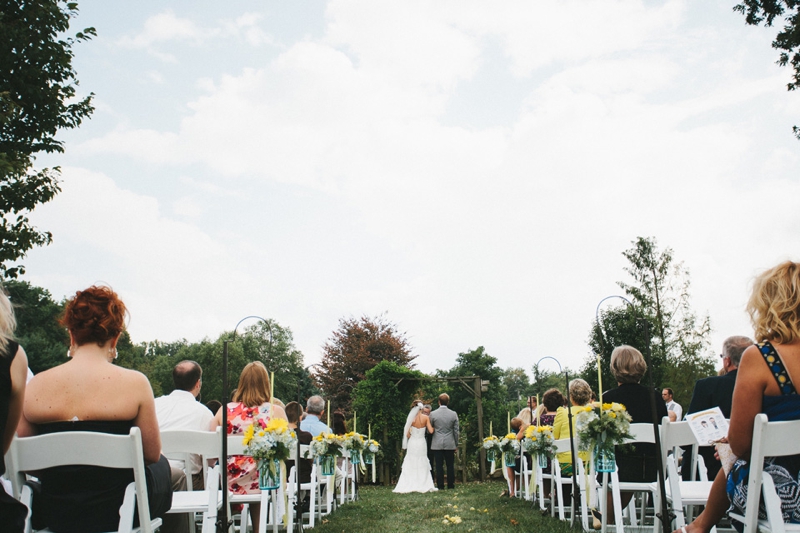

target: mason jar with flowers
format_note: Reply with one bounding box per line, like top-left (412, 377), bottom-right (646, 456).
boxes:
top-left (310, 433), bottom-right (345, 476)
top-left (522, 425), bottom-right (557, 469)
top-left (243, 417), bottom-right (298, 490)
top-left (482, 435), bottom-right (501, 463)
top-left (576, 402), bottom-right (633, 473)
top-left (342, 431), bottom-right (366, 466)
top-left (498, 433), bottom-right (521, 468)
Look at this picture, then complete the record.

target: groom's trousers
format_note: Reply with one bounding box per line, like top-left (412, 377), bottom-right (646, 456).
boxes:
top-left (434, 449), bottom-right (455, 489)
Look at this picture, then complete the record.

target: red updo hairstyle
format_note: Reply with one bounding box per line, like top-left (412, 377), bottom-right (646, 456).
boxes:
top-left (60, 285), bottom-right (128, 347)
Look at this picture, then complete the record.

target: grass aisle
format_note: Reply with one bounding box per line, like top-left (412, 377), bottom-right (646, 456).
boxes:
top-left (310, 480), bottom-right (577, 533)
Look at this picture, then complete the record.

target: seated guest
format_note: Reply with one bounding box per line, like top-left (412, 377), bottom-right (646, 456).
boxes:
top-left (678, 261), bottom-right (800, 533)
top-left (206, 399), bottom-right (222, 415)
top-left (155, 360), bottom-right (214, 490)
top-left (552, 379), bottom-right (593, 475)
top-left (538, 388), bottom-right (564, 426)
top-left (601, 345), bottom-right (668, 523)
top-left (683, 335), bottom-right (752, 481)
top-left (284, 402), bottom-right (313, 486)
top-left (0, 287), bottom-right (29, 532)
top-left (18, 286), bottom-right (173, 533)
top-left (212, 361), bottom-right (287, 533)
top-left (300, 395), bottom-right (331, 437)
top-left (516, 396), bottom-right (538, 426)
top-left (332, 411), bottom-right (347, 436)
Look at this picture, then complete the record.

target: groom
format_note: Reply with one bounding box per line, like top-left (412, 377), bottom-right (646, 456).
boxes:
top-left (429, 393), bottom-right (459, 490)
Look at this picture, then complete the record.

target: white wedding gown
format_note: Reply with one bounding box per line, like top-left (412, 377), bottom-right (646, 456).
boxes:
top-left (393, 426), bottom-right (437, 493)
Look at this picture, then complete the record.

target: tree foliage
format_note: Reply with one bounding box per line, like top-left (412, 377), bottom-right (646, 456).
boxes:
top-left (5, 278), bottom-right (68, 372)
top-left (351, 361), bottom-right (426, 478)
top-left (316, 314), bottom-right (415, 413)
top-left (734, 1), bottom-right (800, 139)
top-left (585, 237), bottom-right (715, 407)
top-left (502, 367), bottom-right (532, 401)
top-left (0, 1), bottom-right (95, 277)
top-left (439, 346), bottom-right (506, 465)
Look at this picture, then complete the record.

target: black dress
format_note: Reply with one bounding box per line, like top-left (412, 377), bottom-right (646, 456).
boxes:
top-left (603, 383), bottom-right (668, 482)
top-left (33, 420), bottom-right (173, 533)
top-left (0, 340), bottom-right (27, 532)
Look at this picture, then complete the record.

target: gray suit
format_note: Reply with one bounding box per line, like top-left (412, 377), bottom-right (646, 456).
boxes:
top-left (429, 405), bottom-right (459, 489)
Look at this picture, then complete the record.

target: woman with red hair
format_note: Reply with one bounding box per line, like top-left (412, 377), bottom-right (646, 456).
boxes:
top-left (18, 286), bottom-right (172, 533)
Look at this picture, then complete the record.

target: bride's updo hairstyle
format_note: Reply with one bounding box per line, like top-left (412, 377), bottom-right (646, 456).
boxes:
top-left (60, 285), bottom-right (128, 347)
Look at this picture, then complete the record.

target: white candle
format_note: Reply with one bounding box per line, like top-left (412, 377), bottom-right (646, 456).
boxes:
top-left (597, 355), bottom-right (603, 406)
top-left (327, 401), bottom-right (331, 428)
top-left (354, 411), bottom-right (357, 433)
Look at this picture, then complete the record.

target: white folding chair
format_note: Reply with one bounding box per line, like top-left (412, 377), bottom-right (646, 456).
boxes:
top-left (5, 427), bottom-right (162, 533)
top-left (729, 413), bottom-right (800, 533)
top-left (285, 444), bottom-right (317, 530)
top-left (227, 434), bottom-right (285, 533)
top-left (552, 437), bottom-right (590, 530)
top-left (160, 428), bottom-right (223, 533)
top-left (654, 419), bottom-right (714, 533)
top-left (596, 423), bottom-right (660, 533)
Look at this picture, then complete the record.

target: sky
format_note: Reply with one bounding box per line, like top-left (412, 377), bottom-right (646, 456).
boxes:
top-left (22, 0), bottom-right (800, 377)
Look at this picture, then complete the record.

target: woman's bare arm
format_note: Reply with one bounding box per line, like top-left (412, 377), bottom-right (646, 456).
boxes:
top-left (728, 345), bottom-right (769, 458)
top-left (3, 346), bottom-right (28, 453)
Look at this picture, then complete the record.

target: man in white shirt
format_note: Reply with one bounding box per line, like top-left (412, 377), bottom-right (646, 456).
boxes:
top-left (662, 387), bottom-right (683, 422)
top-left (155, 360), bottom-right (214, 490)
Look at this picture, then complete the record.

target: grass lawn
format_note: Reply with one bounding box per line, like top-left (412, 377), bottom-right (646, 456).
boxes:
top-left (308, 480), bottom-right (577, 533)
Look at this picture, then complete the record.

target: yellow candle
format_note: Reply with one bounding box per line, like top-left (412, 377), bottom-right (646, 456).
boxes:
top-left (536, 394), bottom-right (540, 427)
top-left (507, 411), bottom-right (510, 433)
top-left (368, 423), bottom-right (371, 440)
top-left (270, 371), bottom-right (275, 406)
top-left (327, 401), bottom-right (331, 427)
top-left (354, 411), bottom-right (357, 433)
top-left (490, 421), bottom-right (493, 436)
top-left (597, 355), bottom-right (603, 406)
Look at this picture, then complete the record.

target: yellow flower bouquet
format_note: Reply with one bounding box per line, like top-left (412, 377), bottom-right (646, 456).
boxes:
top-left (243, 417), bottom-right (297, 490)
top-left (575, 402), bottom-right (633, 472)
top-left (521, 425), bottom-right (556, 468)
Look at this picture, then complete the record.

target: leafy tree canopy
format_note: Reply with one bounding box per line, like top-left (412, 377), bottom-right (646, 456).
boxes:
top-left (734, 1), bottom-right (800, 139)
top-left (316, 314), bottom-right (415, 413)
top-left (0, 0), bottom-right (95, 277)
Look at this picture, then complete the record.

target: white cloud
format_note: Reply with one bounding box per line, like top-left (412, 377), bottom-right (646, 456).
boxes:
top-left (117, 11), bottom-right (211, 49)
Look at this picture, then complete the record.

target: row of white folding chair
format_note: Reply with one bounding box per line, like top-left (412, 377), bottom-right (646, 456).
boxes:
top-left (728, 413), bottom-right (800, 533)
top-left (4, 427), bottom-right (161, 533)
top-left (551, 437), bottom-right (591, 531)
top-left (160, 428), bottom-right (223, 533)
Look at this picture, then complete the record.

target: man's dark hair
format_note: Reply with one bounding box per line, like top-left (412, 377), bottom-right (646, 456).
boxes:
top-left (173, 360), bottom-right (202, 392)
top-left (285, 401), bottom-right (303, 424)
top-left (664, 388), bottom-right (674, 398)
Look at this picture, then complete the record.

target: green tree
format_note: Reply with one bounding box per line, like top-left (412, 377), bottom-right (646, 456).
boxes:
top-left (351, 361), bottom-right (426, 481)
top-left (586, 237), bottom-right (715, 407)
top-left (5, 279), bottom-right (68, 373)
top-left (316, 314), bottom-right (416, 413)
top-left (440, 346), bottom-right (506, 468)
top-left (734, 1), bottom-right (800, 139)
top-left (0, 1), bottom-right (95, 277)
top-left (502, 367), bottom-right (532, 402)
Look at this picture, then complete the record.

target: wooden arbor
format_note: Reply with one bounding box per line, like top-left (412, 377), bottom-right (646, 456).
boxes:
top-left (394, 375), bottom-right (489, 481)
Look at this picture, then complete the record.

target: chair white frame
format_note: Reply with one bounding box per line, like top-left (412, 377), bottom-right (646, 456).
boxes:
top-left (285, 444), bottom-right (318, 530)
top-left (226, 434), bottom-right (285, 533)
top-left (160, 428), bottom-right (223, 533)
top-left (551, 437), bottom-right (590, 530)
top-left (5, 427), bottom-right (162, 533)
top-left (729, 413), bottom-right (800, 533)
top-left (655, 419), bottom-right (715, 533)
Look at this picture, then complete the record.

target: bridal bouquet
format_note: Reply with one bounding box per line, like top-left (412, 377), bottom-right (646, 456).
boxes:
top-left (243, 417), bottom-right (297, 462)
top-left (575, 402), bottom-right (633, 452)
top-left (521, 425), bottom-right (556, 461)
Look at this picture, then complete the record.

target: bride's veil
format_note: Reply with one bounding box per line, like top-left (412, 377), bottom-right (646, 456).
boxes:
top-left (402, 402), bottom-right (423, 449)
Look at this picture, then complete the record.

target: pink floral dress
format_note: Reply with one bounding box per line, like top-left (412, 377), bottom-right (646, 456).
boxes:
top-left (226, 402), bottom-right (273, 494)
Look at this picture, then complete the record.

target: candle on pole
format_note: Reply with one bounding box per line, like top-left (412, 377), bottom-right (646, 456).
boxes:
top-left (507, 411), bottom-right (510, 433)
top-left (354, 411), bottom-right (357, 433)
top-left (597, 355), bottom-right (603, 406)
top-left (489, 421), bottom-right (493, 436)
top-left (536, 394), bottom-right (540, 427)
top-left (270, 371), bottom-right (275, 407)
top-left (327, 400), bottom-right (331, 428)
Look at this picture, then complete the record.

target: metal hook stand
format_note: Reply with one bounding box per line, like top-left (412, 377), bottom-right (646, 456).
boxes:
top-left (595, 296), bottom-right (674, 533)
top-left (217, 316), bottom-right (274, 533)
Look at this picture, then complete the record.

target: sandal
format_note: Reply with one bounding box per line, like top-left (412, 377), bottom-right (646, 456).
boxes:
top-left (499, 489), bottom-right (509, 498)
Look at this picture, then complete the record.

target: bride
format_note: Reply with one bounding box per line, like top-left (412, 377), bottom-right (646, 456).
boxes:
top-left (394, 401), bottom-right (437, 493)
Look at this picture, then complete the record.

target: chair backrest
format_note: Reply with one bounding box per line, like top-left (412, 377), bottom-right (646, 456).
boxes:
top-left (5, 427), bottom-right (154, 533)
top-left (162, 428), bottom-right (223, 459)
top-left (227, 433), bottom-right (247, 456)
top-left (743, 414), bottom-right (800, 533)
top-left (659, 418), bottom-right (701, 478)
top-left (626, 423), bottom-right (655, 444)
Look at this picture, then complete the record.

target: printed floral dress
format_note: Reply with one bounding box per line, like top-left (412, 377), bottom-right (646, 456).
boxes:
top-left (227, 402), bottom-right (273, 494)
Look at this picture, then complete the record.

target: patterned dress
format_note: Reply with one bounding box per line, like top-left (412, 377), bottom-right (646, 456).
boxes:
top-left (727, 342), bottom-right (800, 524)
top-left (226, 402), bottom-right (274, 494)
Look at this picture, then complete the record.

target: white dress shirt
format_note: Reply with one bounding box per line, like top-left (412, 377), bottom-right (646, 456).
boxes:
top-left (155, 389), bottom-right (214, 474)
top-left (666, 400), bottom-right (683, 421)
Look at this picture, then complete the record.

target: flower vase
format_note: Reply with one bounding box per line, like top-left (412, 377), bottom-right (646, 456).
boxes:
top-left (594, 442), bottom-right (616, 473)
top-left (320, 454), bottom-right (336, 476)
top-left (503, 451), bottom-right (516, 468)
top-left (537, 453), bottom-right (549, 469)
top-left (487, 449), bottom-right (496, 463)
top-left (350, 449), bottom-right (361, 466)
top-left (364, 452), bottom-right (374, 465)
top-left (258, 458), bottom-right (281, 490)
